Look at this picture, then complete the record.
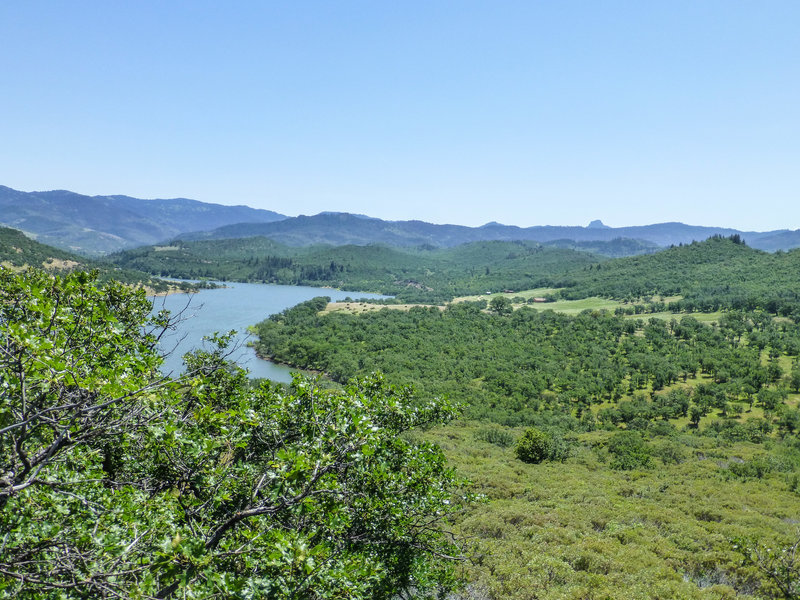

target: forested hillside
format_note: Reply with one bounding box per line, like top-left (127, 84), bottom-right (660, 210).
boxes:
top-left (109, 235), bottom-right (800, 312)
top-left (0, 226), bottom-right (200, 293)
top-left (0, 225), bottom-right (84, 268)
top-left (540, 236), bottom-right (660, 257)
top-left (107, 238), bottom-right (603, 302)
top-left (552, 237), bottom-right (800, 316)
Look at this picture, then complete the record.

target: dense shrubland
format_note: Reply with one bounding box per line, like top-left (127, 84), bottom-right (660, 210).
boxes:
top-left (436, 422), bottom-right (800, 600)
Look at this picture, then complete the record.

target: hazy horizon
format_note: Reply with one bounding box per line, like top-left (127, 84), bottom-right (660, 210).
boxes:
top-left (7, 182), bottom-right (793, 233)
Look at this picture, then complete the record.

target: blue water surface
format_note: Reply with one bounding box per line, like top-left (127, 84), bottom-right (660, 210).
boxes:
top-left (150, 282), bottom-right (388, 383)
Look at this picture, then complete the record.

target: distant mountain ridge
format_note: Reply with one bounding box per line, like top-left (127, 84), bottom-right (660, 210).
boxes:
top-left (181, 212), bottom-right (797, 252)
top-left (3, 184), bottom-right (799, 254)
top-left (0, 185), bottom-right (286, 255)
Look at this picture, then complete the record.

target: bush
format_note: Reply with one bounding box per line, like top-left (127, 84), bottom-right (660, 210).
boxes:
top-left (476, 426), bottom-right (515, 448)
top-left (654, 440), bottom-right (688, 465)
top-left (515, 427), bottom-right (569, 463)
top-left (705, 419), bottom-right (767, 443)
top-left (607, 431), bottom-right (652, 470)
top-left (515, 428), bottom-right (552, 463)
top-left (649, 420), bottom-right (677, 437)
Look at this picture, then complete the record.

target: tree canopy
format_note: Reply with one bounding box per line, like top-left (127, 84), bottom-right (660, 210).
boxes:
top-left (0, 268), bottom-right (467, 599)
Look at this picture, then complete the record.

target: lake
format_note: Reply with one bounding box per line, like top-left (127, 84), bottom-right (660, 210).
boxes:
top-left (150, 282), bottom-right (388, 383)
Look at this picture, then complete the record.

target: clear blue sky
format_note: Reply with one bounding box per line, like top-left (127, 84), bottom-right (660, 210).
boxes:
top-left (1, 1), bottom-right (798, 230)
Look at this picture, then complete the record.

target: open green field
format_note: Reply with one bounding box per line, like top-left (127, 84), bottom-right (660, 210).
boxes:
top-left (628, 310), bottom-right (724, 324)
top-left (453, 287), bottom-right (704, 323)
top-left (526, 296), bottom-right (624, 314)
top-left (454, 287), bottom-right (701, 317)
top-left (454, 287), bottom-right (624, 314)
top-left (327, 295), bottom-right (625, 317)
top-left (326, 296), bottom-right (669, 318)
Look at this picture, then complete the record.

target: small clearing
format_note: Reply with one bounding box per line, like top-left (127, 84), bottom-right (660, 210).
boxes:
top-left (452, 287), bottom-right (560, 303)
top-left (323, 302), bottom-right (443, 315)
top-left (42, 258), bottom-right (81, 270)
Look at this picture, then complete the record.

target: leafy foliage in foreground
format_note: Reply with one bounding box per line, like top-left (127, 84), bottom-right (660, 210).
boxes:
top-left (734, 535), bottom-right (800, 599)
top-left (0, 268), bottom-right (467, 598)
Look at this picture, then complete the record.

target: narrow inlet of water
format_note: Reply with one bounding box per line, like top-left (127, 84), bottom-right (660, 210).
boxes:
top-left (151, 282), bottom-right (389, 383)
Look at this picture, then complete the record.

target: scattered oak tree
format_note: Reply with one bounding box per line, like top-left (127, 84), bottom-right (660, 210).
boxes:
top-left (488, 296), bottom-right (512, 316)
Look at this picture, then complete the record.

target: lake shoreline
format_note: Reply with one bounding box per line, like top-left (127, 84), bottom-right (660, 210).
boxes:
top-left (249, 346), bottom-right (327, 380)
top-left (151, 281), bottom-right (389, 382)
top-left (150, 275), bottom-right (392, 298)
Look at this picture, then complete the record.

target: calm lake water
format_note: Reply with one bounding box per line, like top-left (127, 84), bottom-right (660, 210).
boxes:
top-left (150, 282), bottom-right (388, 383)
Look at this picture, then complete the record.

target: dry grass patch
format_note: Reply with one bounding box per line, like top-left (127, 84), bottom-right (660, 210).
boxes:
top-left (42, 258), bottom-right (81, 270)
top-left (627, 311), bottom-right (722, 324)
top-left (452, 287), bottom-right (561, 303)
top-left (323, 301), bottom-right (443, 315)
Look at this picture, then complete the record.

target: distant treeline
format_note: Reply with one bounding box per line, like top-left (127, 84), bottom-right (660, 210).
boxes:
top-left (108, 235), bottom-right (800, 315)
top-left (107, 238), bottom-right (600, 302)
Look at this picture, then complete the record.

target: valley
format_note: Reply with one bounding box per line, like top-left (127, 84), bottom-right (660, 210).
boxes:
top-left (5, 3), bottom-right (798, 597)
top-left (3, 221), bottom-right (800, 599)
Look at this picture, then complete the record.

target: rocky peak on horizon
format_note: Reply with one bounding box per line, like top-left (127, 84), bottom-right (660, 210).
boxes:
top-left (587, 219), bottom-right (610, 229)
